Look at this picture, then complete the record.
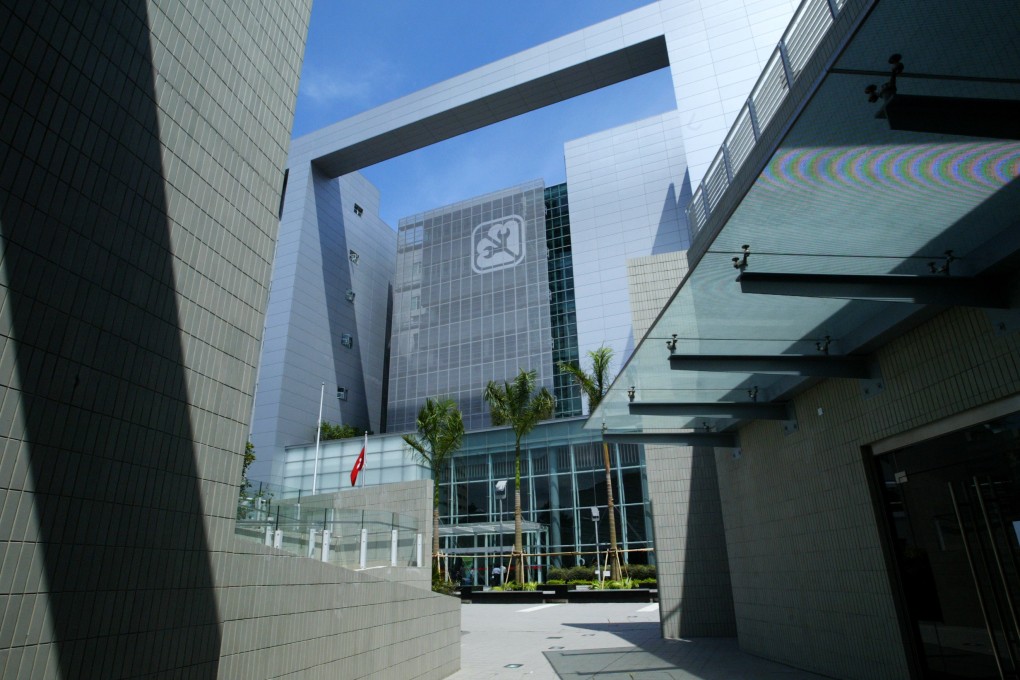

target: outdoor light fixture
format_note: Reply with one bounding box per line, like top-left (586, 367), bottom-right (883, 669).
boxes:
top-left (666, 334), bottom-right (678, 354)
top-left (732, 244), bottom-right (750, 271)
top-left (865, 53), bottom-right (903, 104)
top-left (929, 250), bottom-right (955, 275)
top-left (816, 336), bottom-right (831, 355)
top-left (748, 386), bottom-right (758, 402)
top-left (627, 386), bottom-right (635, 402)
top-left (495, 480), bottom-right (507, 500)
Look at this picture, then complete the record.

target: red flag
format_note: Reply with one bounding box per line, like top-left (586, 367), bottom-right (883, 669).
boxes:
top-left (350, 442), bottom-right (365, 486)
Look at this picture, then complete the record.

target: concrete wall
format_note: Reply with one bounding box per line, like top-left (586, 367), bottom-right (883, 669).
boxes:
top-left (719, 304), bottom-right (1020, 679)
top-left (0, 2), bottom-right (459, 678)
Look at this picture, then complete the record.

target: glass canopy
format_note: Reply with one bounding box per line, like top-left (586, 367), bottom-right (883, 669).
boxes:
top-left (591, 0), bottom-right (1020, 434)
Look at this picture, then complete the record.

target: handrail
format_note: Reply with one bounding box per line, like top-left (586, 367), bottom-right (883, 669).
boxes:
top-left (685, 0), bottom-right (844, 237)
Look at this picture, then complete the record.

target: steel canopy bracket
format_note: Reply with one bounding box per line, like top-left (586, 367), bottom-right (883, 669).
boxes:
top-left (860, 360), bottom-right (884, 400)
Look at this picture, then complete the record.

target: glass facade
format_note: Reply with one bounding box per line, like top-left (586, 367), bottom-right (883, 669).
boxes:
top-left (439, 417), bottom-right (654, 577)
top-left (545, 183), bottom-right (582, 418)
top-left (387, 181), bottom-right (554, 432)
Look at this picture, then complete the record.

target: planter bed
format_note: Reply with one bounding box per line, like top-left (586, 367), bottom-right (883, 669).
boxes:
top-left (460, 589), bottom-right (545, 604)
top-left (458, 587), bottom-right (657, 604)
top-left (567, 588), bottom-right (657, 603)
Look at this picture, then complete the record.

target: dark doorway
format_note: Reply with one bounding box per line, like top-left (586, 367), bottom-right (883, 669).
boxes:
top-left (876, 415), bottom-right (1020, 679)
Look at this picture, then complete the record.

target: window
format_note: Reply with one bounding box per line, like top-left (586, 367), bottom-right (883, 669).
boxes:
top-left (411, 295), bottom-right (420, 310)
top-left (348, 249), bottom-right (359, 264)
top-left (345, 289), bottom-right (355, 302)
top-left (353, 203), bottom-right (364, 217)
top-left (341, 333), bottom-right (353, 349)
top-left (337, 386), bottom-right (348, 401)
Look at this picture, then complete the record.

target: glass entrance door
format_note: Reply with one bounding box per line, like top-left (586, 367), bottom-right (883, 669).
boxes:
top-left (876, 416), bottom-right (1020, 679)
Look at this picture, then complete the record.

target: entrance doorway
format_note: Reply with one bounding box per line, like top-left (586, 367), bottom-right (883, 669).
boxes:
top-left (876, 415), bottom-right (1020, 679)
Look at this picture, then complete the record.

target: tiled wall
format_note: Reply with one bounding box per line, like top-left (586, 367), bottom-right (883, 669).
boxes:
top-left (0, 1), bottom-right (459, 677)
top-left (626, 251), bottom-right (690, 341)
top-left (719, 305), bottom-right (1020, 679)
top-left (630, 251), bottom-right (733, 638)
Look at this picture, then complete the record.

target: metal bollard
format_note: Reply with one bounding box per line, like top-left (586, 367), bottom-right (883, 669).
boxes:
top-left (359, 528), bottom-right (368, 569)
top-left (321, 529), bottom-right (331, 562)
top-left (273, 529), bottom-right (283, 549)
top-left (264, 527), bottom-right (273, 547)
top-left (416, 533), bottom-right (423, 568)
top-left (307, 528), bottom-right (317, 558)
top-left (390, 529), bottom-right (398, 567)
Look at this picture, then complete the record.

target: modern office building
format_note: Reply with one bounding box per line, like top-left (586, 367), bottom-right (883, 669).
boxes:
top-left (253, 0), bottom-right (798, 485)
top-left (0, 2), bottom-right (459, 678)
top-left (387, 181), bottom-right (556, 432)
top-left (593, 1), bottom-right (1020, 679)
top-left (256, 1), bottom-right (804, 672)
top-left (249, 172), bottom-right (396, 482)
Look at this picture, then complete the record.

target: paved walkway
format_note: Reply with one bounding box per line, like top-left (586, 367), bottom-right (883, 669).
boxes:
top-left (446, 602), bottom-right (830, 679)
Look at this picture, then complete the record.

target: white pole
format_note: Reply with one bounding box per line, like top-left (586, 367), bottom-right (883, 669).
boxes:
top-left (391, 529), bottom-right (398, 567)
top-left (321, 529), bottom-right (332, 562)
top-left (362, 431), bottom-right (368, 488)
top-left (359, 528), bottom-right (368, 569)
top-left (312, 382), bottom-right (325, 494)
top-left (416, 533), bottom-right (423, 567)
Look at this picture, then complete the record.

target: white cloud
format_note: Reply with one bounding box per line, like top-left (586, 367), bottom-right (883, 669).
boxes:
top-left (298, 62), bottom-right (401, 109)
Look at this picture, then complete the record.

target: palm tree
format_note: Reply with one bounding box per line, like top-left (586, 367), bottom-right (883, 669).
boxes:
top-left (403, 397), bottom-right (464, 577)
top-left (483, 369), bottom-right (555, 584)
top-left (558, 346), bottom-right (622, 581)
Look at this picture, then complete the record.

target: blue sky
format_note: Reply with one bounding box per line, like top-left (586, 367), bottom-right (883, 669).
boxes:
top-left (292, 1), bottom-right (677, 228)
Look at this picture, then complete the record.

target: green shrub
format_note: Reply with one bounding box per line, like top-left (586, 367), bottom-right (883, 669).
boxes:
top-left (624, 564), bottom-right (656, 580)
top-left (431, 576), bottom-right (456, 596)
top-left (545, 579), bottom-right (565, 585)
top-left (565, 566), bottom-right (595, 582)
top-left (568, 579), bottom-right (592, 586)
top-left (638, 578), bottom-right (657, 587)
top-left (548, 567), bottom-right (568, 581)
top-left (522, 582), bottom-right (538, 591)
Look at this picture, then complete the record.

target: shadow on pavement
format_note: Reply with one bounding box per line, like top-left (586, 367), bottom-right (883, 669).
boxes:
top-left (545, 627), bottom-right (828, 680)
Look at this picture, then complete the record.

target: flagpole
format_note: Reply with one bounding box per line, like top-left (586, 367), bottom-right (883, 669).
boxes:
top-left (362, 432), bottom-right (368, 488)
top-left (311, 382), bottom-right (324, 494)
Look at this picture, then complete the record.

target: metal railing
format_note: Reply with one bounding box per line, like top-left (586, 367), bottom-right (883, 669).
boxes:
top-left (686, 0), bottom-right (848, 237)
top-left (236, 498), bottom-right (423, 570)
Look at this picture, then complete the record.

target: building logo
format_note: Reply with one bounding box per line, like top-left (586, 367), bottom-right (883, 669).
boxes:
top-left (472, 215), bottom-right (525, 274)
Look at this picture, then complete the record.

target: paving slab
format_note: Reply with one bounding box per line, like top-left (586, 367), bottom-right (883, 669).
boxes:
top-left (445, 602), bottom-right (830, 680)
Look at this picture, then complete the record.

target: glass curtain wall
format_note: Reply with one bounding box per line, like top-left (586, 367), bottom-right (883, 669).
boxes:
top-left (439, 418), bottom-right (654, 580)
top-left (545, 183), bottom-right (582, 418)
top-left (387, 181), bottom-right (554, 432)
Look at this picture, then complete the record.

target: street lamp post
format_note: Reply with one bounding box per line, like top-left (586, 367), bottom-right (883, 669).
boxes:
top-left (495, 480), bottom-right (507, 585)
top-left (590, 506), bottom-right (601, 584)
